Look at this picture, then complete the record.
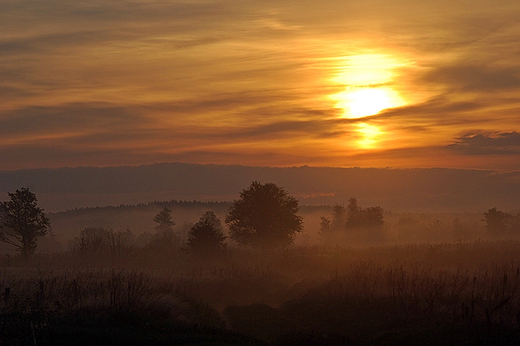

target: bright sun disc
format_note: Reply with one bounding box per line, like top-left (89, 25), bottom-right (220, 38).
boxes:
top-left (330, 54), bottom-right (407, 119)
top-left (333, 87), bottom-right (404, 118)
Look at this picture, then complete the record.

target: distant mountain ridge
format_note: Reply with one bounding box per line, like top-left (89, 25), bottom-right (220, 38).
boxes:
top-left (0, 162), bottom-right (519, 212)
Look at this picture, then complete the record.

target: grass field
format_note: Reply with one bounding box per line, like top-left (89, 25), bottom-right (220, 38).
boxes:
top-left (2, 240), bottom-right (520, 345)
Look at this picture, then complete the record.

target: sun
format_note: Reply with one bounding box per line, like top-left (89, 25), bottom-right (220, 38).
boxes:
top-left (330, 54), bottom-right (407, 119)
top-left (332, 87), bottom-right (404, 118)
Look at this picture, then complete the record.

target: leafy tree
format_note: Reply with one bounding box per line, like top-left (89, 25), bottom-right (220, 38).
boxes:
top-left (319, 204), bottom-right (346, 242)
top-left (319, 216), bottom-right (332, 237)
top-left (225, 181), bottom-right (303, 248)
top-left (187, 211), bottom-right (226, 255)
top-left (345, 198), bottom-right (384, 231)
top-left (0, 188), bottom-right (50, 259)
top-left (362, 206), bottom-right (385, 229)
top-left (153, 207), bottom-right (175, 233)
top-left (331, 204), bottom-right (346, 232)
top-left (148, 207), bottom-right (180, 252)
top-left (343, 197), bottom-right (385, 242)
top-left (345, 197), bottom-right (363, 229)
top-left (198, 210), bottom-right (222, 230)
top-left (483, 207), bottom-right (514, 236)
top-left (346, 197), bottom-right (359, 223)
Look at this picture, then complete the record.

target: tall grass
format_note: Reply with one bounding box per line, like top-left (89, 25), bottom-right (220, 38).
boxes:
top-left (2, 240), bottom-right (520, 344)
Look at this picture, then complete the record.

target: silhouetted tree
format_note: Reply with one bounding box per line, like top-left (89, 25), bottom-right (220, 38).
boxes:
top-left (331, 204), bottom-right (346, 232)
top-left (319, 204), bottom-right (344, 243)
top-left (483, 208), bottom-right (515, 236)
top-left (148, 207), bottom-right (180, 252)
top-left (146, 229), bottom-right (181, 252)
top-left (363, 206), bottom-right (385, 229)
top-left (319, 216), bottom-right (332, 237)
top-left (187, 211), bottom-right (226, 255)
top-left (225, 181), bottom-right (303, 248)
top-left (345, 197), bottom-right (362, 228)
top-left (345, 198), bottom-right (384, 231)
top-left (153, 207), bottom-right (175, 233)
top-left (318, 204), bottom-right (344, 241)
top-left (199, 210), bottom-right (222, 230)
top-left (72, 227), bottom-right (109, 254)
top-left (0, 188), bottom-right (50, 259)
top-left (107, 228), bottom-right (133, 257)
top-left (71, 227), bottom-right (132, 257)
top-left (344, 197), bottom-right (385, 242)
top-left (346, 197), bottom-right (359, 222)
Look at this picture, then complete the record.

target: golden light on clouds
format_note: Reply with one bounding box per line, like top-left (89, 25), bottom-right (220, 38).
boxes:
top-left (330, 54), bottom-right (407, 118)
top-left (333, 87), bottom-right (405, 119)
top-left (1, 0), bottom-right (520, 171)
top-left (357, 123), bottom-right (382, 149)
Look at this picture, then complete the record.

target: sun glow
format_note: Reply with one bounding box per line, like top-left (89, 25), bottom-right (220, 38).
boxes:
top-left (333, 87), bottom-right (404, 119)
top-left (357, 123), bottom-right (382, 149)
top-left (331, 54), bottom-right (407, 119)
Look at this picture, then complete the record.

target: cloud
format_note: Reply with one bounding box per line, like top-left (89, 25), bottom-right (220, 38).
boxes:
top-left (446, 131), bottom-right (520, 155)
top-left (0, 103), bottom-right (147, 138)
top-left (0, 99), bottom-right (351, 170)
top-left (423, 65), bottom-right (520, 92)
top-left (377, 96), bottom-right (484, 118)
top-left (193, 117), bottom-right (359, 141)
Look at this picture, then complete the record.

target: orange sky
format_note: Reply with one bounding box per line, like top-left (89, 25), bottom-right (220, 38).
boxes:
top-left (1, 0), bottom-right (520, 171)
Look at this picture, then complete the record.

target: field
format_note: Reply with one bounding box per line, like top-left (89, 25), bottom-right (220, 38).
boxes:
top-left (2, 240), bottom-right (520, 345)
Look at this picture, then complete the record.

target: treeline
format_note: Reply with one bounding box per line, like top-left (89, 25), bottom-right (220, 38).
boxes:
top-left (52, 200), bottom-right (231, 215)
top-left (69, 209), bottom-right (227, 264)
top-left (2, 184), bottom-right (520, 262)
top-left (319, 197), bottom-right (385, 243)
top-left (319, 198), bottom-right (520, 243)
top-left (68, 181), bottom-right (301, 263)
top-left (484, 208), bottom-right (520, 237)
top-left (0, 182), bottom-right (302, 261)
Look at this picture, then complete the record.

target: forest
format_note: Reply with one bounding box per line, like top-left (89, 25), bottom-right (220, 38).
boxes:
top-left (1, 184), bottom-right (520, 345)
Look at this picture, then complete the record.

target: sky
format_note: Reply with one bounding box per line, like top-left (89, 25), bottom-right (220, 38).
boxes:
top-left (2, 0), bottom-right (520, 171)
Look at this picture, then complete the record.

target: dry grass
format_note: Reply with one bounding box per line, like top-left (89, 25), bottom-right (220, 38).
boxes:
top-left (2, 240), bottom-right (520, 344)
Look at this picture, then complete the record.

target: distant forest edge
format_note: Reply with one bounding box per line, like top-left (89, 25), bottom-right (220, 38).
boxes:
top-left (11, 194), bottom-right (510, 255)
top-left (0, 184), bottom-right (517, 258)
top-left (45, 198), bottom-right (330, 246)
top-left (1, 162), bottom-right (520, 212)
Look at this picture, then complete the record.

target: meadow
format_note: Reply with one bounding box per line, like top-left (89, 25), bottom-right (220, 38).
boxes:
top-left (2, 239), bottom-right (520, 345)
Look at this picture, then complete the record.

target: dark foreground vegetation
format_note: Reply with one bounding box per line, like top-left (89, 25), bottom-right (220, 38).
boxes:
top-left (2, 241), bottom-right (520, 345)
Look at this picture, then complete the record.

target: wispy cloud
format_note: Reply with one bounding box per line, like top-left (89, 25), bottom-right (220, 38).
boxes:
top-left (423, 65), bottom-right (520, 92)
